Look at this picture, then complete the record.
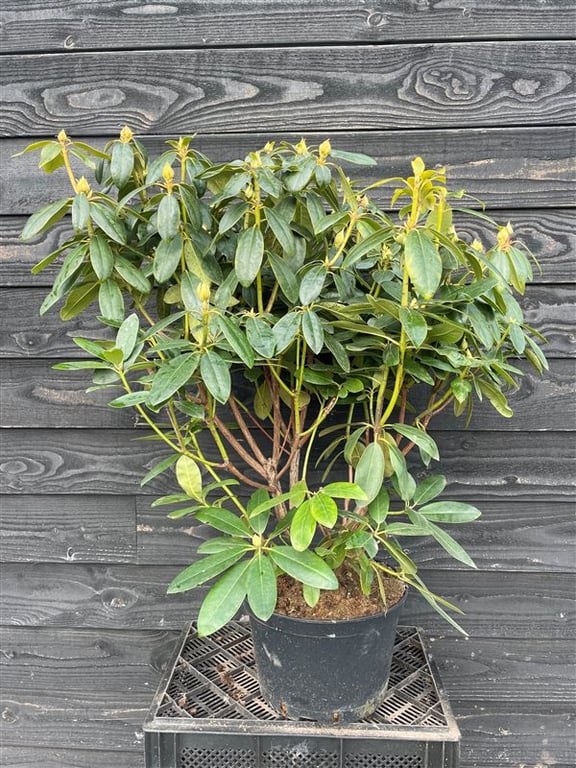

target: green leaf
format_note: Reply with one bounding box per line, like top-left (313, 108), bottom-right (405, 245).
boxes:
top-left (284, 156), bottom-right (316, 192)
top-left (250, 481), bottom-right (307, 519)
top-left (265, 206), bottom-right (296, 256)
top-left (413, 474), bottom-right (447, 505)
top-left (324, 334), bottom-right (350, 372)
top-left (272, 312), bottom-right (301, 353)
top-left (310, 493), bottom-right (338, 527)
top-left (90, 202), bottom-right (127, 244)
top-left (60, 281), bottom-right (99, 321)
top-left (98, 279), bottom-right (124, 322)
top-left (387, 441), bottom-right (416, 502)
top-left (116, 313), bottom-right (140, 359)
top-left (246, 316), bottom-right (276, 358)
top-left (176, 455), bottom-right (203, 501)
top-left (254, 380), bottom-right (272, 420)
top-left (218, 200), bottom-right (249, 234)
top-left (114, 256), bottom-right (151, 294)
top-left (330, 149), bottom-right (377, 166)
top-left (89, 234), bottom-right (114, 281)
top-left (399, 307), bottom-right (428, 348)
top-left (404, 229), bottom-right (442, 300)
top-left (148, 352), bottom-right (199, 406)
top-left (200, 350), bottom-right (231, 404)
top-left (290, 500), bottom-right (317, 551)
top-left (341, 229), bottom-right (389, 270)
top-left (168, 546), bottom-right (248, 593)
top-left (110, 141), bottom-right (134, 188)
top-left (269, 546), bottom-right (338, 590)
top-left (268, 252), bottom-right (299, 303)
top-left (157, 194), bottom-right (181, 241)
top-left (140, 454), bottom-right (179, 486)
top-left (108, 391), bottom-right (148, 408)
top-left (302, 583), bottom-right (320, 607)
top-left (154, 233), bottom-right (183, 283)
top-left (21, 198), bottom-right (70, 240)
top-left (235, 226), bottom-right (264, 287)
top-left (424, 519), bottom-right (477, 568)
top-left (367, 487), bottom-right (390, 524)
top-left (321, 482), bottom-right (367, 501)
top-left (354, 442), bottom-right (385, 504)
top-left (301, 310), bottom-right (324, 354)
top-left (196, 507), bottom-right (252, 538)
top-left (313, 211), bottom-right (349, 236)
top-left (392, 423), bottom-right (439, 462)
top-left (197, 560), bottom-right (251, 636)
top-left (217, 315), bottom-right (255, 368)
top-left (71, 193), bottom-right (90, 231)
top-left (246, 554), bottom-right (277, 620)
top-left (419, 501), bottom-right (481, 524)
top-left (299, 264), bottom-right (327, 305)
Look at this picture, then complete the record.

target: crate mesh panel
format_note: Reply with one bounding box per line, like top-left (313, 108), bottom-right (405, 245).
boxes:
top-left (344, 757), bottom-right (423, 767)
top-left (261, 750), bottom-right (339, 767)
top-left (179, 747), bottom-right (255, 768)
top-left (157, 624), bottom-right (450, 730)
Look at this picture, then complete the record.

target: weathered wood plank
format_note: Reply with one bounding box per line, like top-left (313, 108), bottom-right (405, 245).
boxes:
top-left (0, 428), bottom-right (573, 499)
top-left (454, 699), bottom-right (575, 767)
top-left (4, 127), bottom-right (575, 214)
top-left (0, 746), bottom-right (144, 768)
top-left (1, 0), bottom-right (574, 52)
top-left (0, 495), bottom-right (136, 564)
top-left (2, 358), bottom-right (573, 431)
top-left (1, 284), bottom-right (570, 359)
top-left (2, 42), bottom-right (574, 137)
top-left (3, 208), bottom-right (574, 288)
top-left (137, 498), bottom-right (576, 573)
top-left (0, 626), bottom-right (178, 692)
top-left (0, 564), bottom-right (573, 638)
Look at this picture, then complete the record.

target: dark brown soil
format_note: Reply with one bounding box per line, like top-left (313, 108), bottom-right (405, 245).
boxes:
top-left (275, 565), bottom-right (406, 620)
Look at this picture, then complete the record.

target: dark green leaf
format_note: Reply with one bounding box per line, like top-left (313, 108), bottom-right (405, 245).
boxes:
top-left (419, 501), bottom-right (481, 524)
top-left (265, 206), bottom-right (296, 256)
top-left (413, 474), bottom-right (447, 505)
top-left (392, 423), bottom-right (439, 462)
top-left (98, 279), bottom-right (124, 322)
top-left (301, 310), bottom-right (324, 354)
top-left (399, 307), bottom-right (428, 348)
top-left (154, 233), bottom-right (183, 283)
top-left (246, 316), bottom-right (276, 358)
top-left (148, 352), bottom-right (199, 406)
top-left (110, 141), bottom-right (134, 188)
top-left (368, 487), bottom-right (390, 524)
top-left (197, 560), bottom-right (251, 636)
top-left (21, 198), bottom-right (70, 240)
top-left (405, 229), bottom-right (442, 299)
top-left (235, 226), bottom-right (264, 287)
top-left (218, 200), bottom-right (249, 234)
top-left (290, 501), bottom-right (317, 551)
top-left (140, 454), bottom-right (179, 486)
top-left (341, 229), bottom-right (389, 270)
top-left (272, 312), bottom-right (301, 353)
top-left (246, 554), bottom-right (277, 620)
top-left (354, 442), bottom-right (385, 504)
top-left (217, 315), bottom-right (255, 368)
top-left (90, 202), bottom-right (127, 244)
top-left (269, 546), bottom-right (338, 590)
top-left (268, 252), bottom-right (299, 303)
top-left (60, 281), bottom-right (99, 321)
top-left (168, 547), bottom-right (248, 593)
top-left (114, 257), bottom-right (151, 294)
top-left (157, 194), bottom-right (181, 241)
top-left (108, 391), bottom-right (148, 408)
top-left (71, 193), bottom-right (90, 231)
top-left (299, 264), bottom-right (327, 305)
top-left (196, 507), bottom-right (252, 538)
top-left (200, 350), bottom-right (231, 404)
top-left (330, 149), bottom-right (377, 166)
top-left (310, 493), bottom-right (338, 527)
top-left (116, 313), bottom-right (139, 359)
top-left (89, 234), bottom-right (114, 281)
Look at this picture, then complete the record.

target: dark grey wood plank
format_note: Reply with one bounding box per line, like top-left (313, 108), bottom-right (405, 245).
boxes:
top-left (0, 564), bottom-right (573, 638)
top-left (454, 699), bottom-right (575, 767)
top-left (0, 495), bottom-right (136, 563)
top-left (0, 428), bottom-right (573, 499)
top-left (1, 284), bottom-right (571, 359)
top-left (0, 746), bottom-right (144, 768)
top-left (3, 209), bottom-right (574, 288)
top-left (137, 498), bottom-right (576, 573)
top-left (2, 42), bottom-right (574, 137)
top-left (2, 358), bottom-right (573, 431)
top-left (3, 127), bottom-right (575, 214)
top-left (0, 626), bottom-right (178, 692)
top-left (1, 0), bottom-right (574, 52)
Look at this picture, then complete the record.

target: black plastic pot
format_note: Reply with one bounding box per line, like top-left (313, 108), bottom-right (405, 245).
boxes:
top-left (247, 589), bottom-right (408, 723)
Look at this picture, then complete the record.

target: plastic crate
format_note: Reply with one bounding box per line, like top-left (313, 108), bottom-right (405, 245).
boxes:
top-left (144, 620), bottom-right (460, 768)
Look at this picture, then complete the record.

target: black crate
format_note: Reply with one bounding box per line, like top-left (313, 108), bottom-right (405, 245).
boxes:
top-left (144, 621), bottom-right (460, 768)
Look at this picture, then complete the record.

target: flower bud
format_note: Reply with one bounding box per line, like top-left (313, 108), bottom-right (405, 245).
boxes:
top-left (162, 162), bottom-right (175, 185)
top-left (295, 138), bottom-right (308, 155)
top-left (76, 176), bottom-right (91, 195)
top-left (264, 141), bottom-right (275, 153)
top-left (471, 238), bottom-right (484, 253)
top-left (334, 229), bottom-right (346, 248)
top-left (120, 125), bottom-right (133, 144)
top-left (497, 222), bottom-right (513, 251)
top-left (57, 129), bottom-right (69, 144)
top-left (196, 281), bottom-right (211, 303)
top-left (318, 139), bottom-right (331, 159)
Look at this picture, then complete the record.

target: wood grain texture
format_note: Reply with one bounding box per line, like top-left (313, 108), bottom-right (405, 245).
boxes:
top-left (0, 746), bottom-right (144, 768)
top-left (0, 495), bottom-right (136, 563)
top-left (4, 127), bottom-right (575, 214)
top-left (0, 428), bottom-right (574, 499)
top-left (1, 284), bottom-right (570, 359)
top-left (2, 358), bottom-right (573, 431)
top-left (3, 209), bottom-right (575, 288)
top-left (0, 564), bottom-right (573, 638)
top-left (2, 42), bottom-right (574, 137)
top-left (136, 498), bottom-right (576, 573)
top-left (1, 0), bottom-right (574, 52)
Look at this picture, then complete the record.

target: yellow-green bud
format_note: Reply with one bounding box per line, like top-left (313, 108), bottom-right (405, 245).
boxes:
top-left (196, 281), bottom-right (211, 303)
top-left (295, 138), bottom-right (308, 155)
top-left (334, 229), bottom-right (346, 248)
top-left (252, 534), bottom-right (263, 548)
top-left (76, 176), bottom-right (91, 195)
top-left (120, 125), bottom-right (133, 144)
top-left (471, 238), bottom-right (484, 253)
top-left (57, 129), bottom-right (69, 144)
top-left (264, 141), bottom-right (275, 153)
top-left (162, 162), bottom-right (175, 185)
top-left (318, 139), bottom-right (331, 159)
top-left (497, 222), bottom-right (513, 251)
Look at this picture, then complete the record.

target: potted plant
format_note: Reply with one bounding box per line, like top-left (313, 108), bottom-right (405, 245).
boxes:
top-left (18, 129), bottom-right (547, 722)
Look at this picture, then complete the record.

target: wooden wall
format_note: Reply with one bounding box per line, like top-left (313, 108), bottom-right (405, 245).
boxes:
top-left (1, 2), bottom-right (575, 766)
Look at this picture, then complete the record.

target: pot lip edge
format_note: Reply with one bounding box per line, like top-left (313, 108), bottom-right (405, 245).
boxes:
top-left (246, 584), bottom-right (409, 628)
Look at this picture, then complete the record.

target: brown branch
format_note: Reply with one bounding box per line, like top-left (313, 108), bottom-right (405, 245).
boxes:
top-left (229, 396), bottom-right (268, 466)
